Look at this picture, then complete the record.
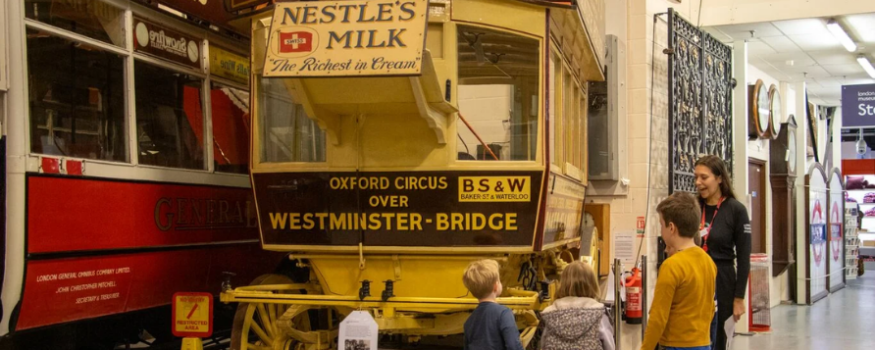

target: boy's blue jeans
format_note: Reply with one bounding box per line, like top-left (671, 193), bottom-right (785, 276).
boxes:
top-left (709, 297), bottom-right (718, 349)
top-left (709, 312), bottom-right (718, 347)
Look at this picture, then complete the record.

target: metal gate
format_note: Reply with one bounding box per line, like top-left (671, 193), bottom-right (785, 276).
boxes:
top-left (667, 9), bottom-right (734, 194)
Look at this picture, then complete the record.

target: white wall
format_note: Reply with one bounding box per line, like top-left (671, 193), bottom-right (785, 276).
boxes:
top-left (0, 0), bottom-right (6, 92)
top-left (785, 84), bottom-right (797, 124)
top-left (832, 109), bottom-right (843, 171)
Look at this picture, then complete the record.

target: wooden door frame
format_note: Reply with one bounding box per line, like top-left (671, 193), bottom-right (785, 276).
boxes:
top-left (749, 158), bottom-right (768, 254)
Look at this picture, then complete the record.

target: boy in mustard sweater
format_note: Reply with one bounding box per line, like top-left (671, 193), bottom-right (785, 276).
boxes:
top-left (641, 193), bottom-right (717, 350)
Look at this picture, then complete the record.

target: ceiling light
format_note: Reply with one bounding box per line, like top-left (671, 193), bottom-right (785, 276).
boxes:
top-left (858, 56), bottom-right (875, 79)
top-left (827, 19), bottom-right (857, 52)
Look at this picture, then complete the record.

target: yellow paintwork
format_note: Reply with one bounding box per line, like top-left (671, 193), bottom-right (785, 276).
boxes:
top-left (451, 0), bottom-right (546, 37)
top-left (180, 338), bottom-right (203, 350)
top-left (227, 1), bottom-right (605, 349)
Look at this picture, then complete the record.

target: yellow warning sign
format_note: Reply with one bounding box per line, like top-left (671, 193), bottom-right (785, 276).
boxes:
top-left (458, 176), bottom-right (531, 202)
top-left (172, 292), bottom-right (213, 337)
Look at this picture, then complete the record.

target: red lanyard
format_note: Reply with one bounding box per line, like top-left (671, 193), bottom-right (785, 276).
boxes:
top-left (700, 197), bottom-right (725, 252)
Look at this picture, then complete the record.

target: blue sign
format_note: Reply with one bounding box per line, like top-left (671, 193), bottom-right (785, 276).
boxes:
top-left (842, 84), bottom-right (875, 127)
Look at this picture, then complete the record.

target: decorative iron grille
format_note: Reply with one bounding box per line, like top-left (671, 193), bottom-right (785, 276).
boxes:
top-left (667, 9), bottom-right (733, 194)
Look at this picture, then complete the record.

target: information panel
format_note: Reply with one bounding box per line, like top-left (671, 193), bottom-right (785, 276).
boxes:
top-left (253, 171), bottom-right (543, 249)
top-left (828, 170), bottom-right (845, 291)
top-left (172, 292), bottom-right (213, 338)
top-left (806, 166), bottom-right (828, 303)
top-left (842, 84), bottom-right (875, 127)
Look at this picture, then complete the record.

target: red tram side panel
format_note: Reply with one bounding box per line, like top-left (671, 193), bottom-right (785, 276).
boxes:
top-left (27, 176), bottom-right (257, 253)
top-left (18, 175), bottom-right (283, 330)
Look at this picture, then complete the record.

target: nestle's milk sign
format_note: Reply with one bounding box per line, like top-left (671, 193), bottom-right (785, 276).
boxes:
top-left (264, 0), bottom-right (428, 77)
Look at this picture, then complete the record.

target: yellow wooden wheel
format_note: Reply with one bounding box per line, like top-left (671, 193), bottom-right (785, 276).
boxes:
top-left (231, 274), bottom-right (328, 350)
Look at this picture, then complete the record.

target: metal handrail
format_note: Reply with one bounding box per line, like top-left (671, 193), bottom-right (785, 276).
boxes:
top-left (614, 258), bottom-right (622, 350)
top-left (641, 255), bottom-right (648, 340)
top-left (221, 287), bottom-right (540, 309)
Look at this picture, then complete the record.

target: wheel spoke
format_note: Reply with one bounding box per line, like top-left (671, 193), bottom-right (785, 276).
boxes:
top-left (269, 303), bottom-right (279, 335)
top-left (247, 344), bottom-right (272, 350)
top-left (256, 303), bottom-right (276, 339)
top-left (251, 319), bottom-right (274, 347)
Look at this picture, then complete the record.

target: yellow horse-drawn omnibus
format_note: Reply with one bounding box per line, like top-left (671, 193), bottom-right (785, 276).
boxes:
top-left (221, 1), bottom-right (605, 349)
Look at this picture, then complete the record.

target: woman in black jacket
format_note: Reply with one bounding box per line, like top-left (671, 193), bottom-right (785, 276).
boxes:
top-left (693, 155), bottom-right (751, 350)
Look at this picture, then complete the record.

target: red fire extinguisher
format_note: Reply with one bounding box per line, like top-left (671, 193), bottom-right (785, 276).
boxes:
top-left (624, 267), bottom-right (643, 324)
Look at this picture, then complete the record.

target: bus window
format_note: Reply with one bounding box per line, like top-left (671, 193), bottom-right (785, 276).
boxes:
top-left (210, 83), bottom-right (250, 174)
top-left (257, 77), bottom-right (326, 163)
top-left (25, 0), bottom-right (125, 47)
top-left (456, 25), bottom-right (539, 161)
top-left (134, 60), bottom-right (205, 170)
top-left (27, 30), bottom-right (127, 162)
top-left (579, 94), bottom-right (588, 183)
top-left (563, 70), bottom-right (575, 169)
top-left (549, 51), bottom-right (562, 168)
top-left (572, 83), bottom-right (581, 168)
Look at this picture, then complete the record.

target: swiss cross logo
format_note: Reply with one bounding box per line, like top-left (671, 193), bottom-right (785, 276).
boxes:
top-left (279, 31), bottom-right (313, 53)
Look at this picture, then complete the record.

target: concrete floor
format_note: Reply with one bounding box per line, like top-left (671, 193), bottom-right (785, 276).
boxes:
top-left (731, 272), bottom-right (875, 350)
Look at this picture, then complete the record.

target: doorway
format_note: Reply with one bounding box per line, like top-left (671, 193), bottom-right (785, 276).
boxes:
top-left (750, 159), bottom-right (767, 254)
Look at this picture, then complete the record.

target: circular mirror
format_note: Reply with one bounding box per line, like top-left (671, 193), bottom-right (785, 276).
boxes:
top-left (769, 85), bottom-right (782, 139)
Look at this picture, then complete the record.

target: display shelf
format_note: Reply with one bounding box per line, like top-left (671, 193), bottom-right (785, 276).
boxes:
top-left (848, 267), bottom-right (859, 280)
top-left (848, 214), bottom-right (861, 281)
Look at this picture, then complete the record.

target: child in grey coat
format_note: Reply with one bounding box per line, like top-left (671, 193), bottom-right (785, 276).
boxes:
top-left (541, 261), bottom-right (615, 350)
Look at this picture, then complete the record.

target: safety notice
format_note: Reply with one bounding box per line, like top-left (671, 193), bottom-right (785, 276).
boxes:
top-left (172, 292), bottom-right (213, 338)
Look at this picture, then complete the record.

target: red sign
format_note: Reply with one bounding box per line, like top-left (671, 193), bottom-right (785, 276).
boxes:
top-left (279, 31), bottom-right (314, 53)
top-left (172, 292), bottom-right (213, 337)
top-left (636, 216), bottom-right (645, 232)
top-left (27, 176), bottom-right (257, 254)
